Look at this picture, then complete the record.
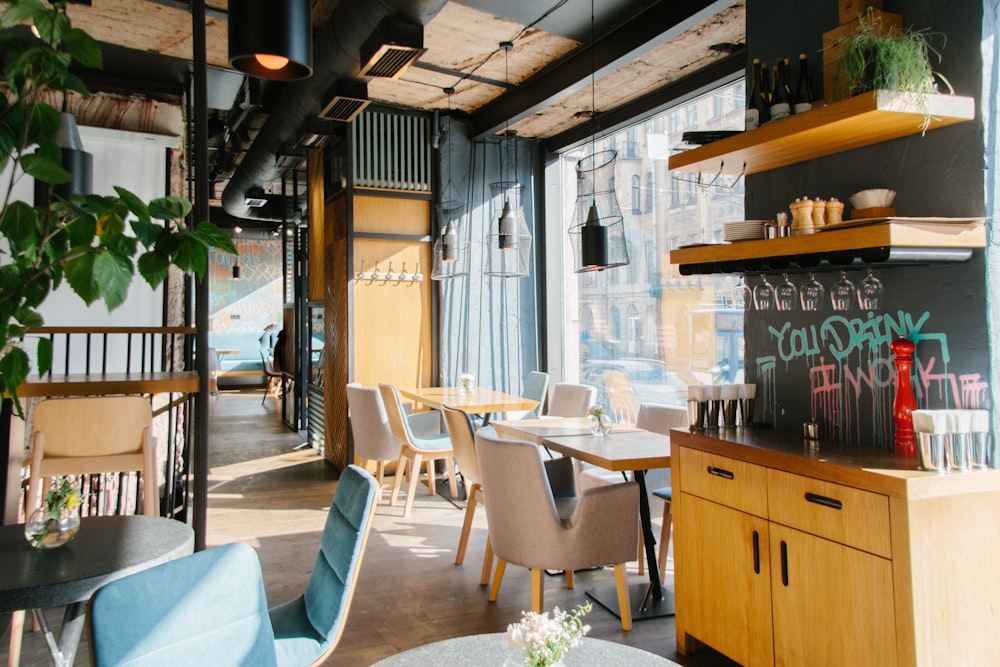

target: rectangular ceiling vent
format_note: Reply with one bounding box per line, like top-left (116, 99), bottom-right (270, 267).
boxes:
top-left (359, 17), bottom-right (426, 79)
top-left (320, 80), bottom-right (370, 123)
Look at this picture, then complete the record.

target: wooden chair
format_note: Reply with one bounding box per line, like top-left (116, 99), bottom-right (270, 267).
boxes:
top-left (603, 370), bottom-right (638, 424)
top-left (378, 383), bottom-right (458, 517)
top-left (12, 396), bottom-right (159, 667)
top-left (440, 406), bottom-right (493, 585)
top-left (476, 428), bottom-right (639, 631)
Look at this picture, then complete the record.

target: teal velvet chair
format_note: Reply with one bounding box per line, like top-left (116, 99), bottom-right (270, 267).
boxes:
top-left (89, 541), bottom-right (278, 667)
top-left (268, 464), bottom-right (378, 666)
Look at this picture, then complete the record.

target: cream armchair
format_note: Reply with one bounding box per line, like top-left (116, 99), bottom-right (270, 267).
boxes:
top-left (475, 428), bottom-right (639, 631)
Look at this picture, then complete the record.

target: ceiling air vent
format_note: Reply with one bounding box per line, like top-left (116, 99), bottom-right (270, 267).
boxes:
top-left (320, 80), bottom-right (370, 122)
top-left (359, 17), bottom-right (426, 79)
top-left (244, 187), bottom-right (268, 208)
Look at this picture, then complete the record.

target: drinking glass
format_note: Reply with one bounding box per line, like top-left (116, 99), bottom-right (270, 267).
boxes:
top-left (734, 276), bottom-right (752, 311)
top-left (830, 271), bottom-right (856, 311)
top-left (753, 274), bottom-right (775, 311)
top-left (775, 273), bottom-right (797, 311)
top-left (800, 272), bottom-right (824, 311)
top-left (858, 268), bottom-right (884, 310)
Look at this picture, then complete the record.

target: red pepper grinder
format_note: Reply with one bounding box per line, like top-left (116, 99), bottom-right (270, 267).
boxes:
top-left (892, 338), bottom-right (918, 457)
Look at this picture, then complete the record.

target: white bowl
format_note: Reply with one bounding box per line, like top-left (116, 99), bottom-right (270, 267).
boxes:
top-left (850, 188), bottom-right (896, 209)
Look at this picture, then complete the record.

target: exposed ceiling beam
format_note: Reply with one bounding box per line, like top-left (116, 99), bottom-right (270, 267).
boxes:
top-left (469, 0), bottom-right (737, 140)
top-left (147, 0), bottom-right (228, 21)
top-left (545, 48), bottom-right (744, 153)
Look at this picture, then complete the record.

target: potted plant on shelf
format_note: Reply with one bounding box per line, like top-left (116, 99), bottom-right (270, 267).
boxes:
top-left (833, 9), bottom-right (952, 98)
top-left (0, 0), bottom-right (236, 412)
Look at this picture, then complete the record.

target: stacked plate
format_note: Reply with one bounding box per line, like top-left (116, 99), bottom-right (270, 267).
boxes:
top-left (723, 220), bottom-right (767, 242)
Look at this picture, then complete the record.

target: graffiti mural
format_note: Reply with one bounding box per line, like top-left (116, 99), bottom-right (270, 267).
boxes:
top-left (209, 240), bottom-right (283, 334)
top-left (753, 310), bottom-right (990, 448)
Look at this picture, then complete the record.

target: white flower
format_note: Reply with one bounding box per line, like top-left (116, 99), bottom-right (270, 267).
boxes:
top-left (460, 373), bottom-right (475, 385)
top-left (504, 603), bottom-right (591, 666)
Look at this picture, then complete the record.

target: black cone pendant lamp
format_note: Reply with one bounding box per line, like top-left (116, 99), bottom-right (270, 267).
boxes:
top-left (229, 0), bottom-right (313, 80)
top-left (34, 101), bottom-right (92, 205)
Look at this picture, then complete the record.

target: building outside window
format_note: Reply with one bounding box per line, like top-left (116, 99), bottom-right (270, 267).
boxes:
top-left (556, 78), bottom-right (745, 413)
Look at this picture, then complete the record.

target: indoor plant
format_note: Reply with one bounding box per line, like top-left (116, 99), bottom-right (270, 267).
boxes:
top-left (0, 0), bottom-right (235, 412)
top-left (833, 9), bottom-right (952, 97)
top-left (24, 475), bottom-right (81, 548)
top-left (504, 602), bottom-right (592, 666)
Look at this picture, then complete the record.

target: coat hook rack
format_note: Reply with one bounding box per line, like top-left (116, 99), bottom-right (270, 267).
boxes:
top-left (354, 259), bottom-right (424, 285)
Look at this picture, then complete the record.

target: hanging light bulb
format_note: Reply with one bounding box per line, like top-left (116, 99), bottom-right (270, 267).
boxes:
top-left (581, 201), bottom-right (608, 268)
top-left (254, 54), bottom-right (290, 71)
top-left (497, 201), bottom-right (519, 251)
top-left (232, 260), bottom-right (241, 279)
top-left (441, 220), bottom-right (459, 262)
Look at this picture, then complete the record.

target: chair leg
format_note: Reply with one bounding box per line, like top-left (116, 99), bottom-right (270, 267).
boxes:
top-left (565, 570), bottom-right (574, 589)
top-left (658, 500), bottom-right (672, 581)
top-left (637, 520), bottom-right (645, 576)
top-left (531, 568), bottom-right (544, 613)
top-left (488, 559), bottom-right (507, 602)
top-left (424, 457), bottom-right (436, 495)
top-left (444, 455), bottom-right (458, 499)
top-left (403, 452), bottom-right (424, 517)
top-left (614, 562), bottom-right (632, 632)
top-left (389, 452), bottom-right (409, 507)
top-left (374, 461), bottom-right (386, 505)
top-left (8, 610), bottom-right (25, 667)
top-left (480, 536), bottom-right (494, 586)
top-left (455, 483), bottom-right (479, 565)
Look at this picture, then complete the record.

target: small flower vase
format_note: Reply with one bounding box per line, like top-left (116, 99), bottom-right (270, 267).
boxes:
top-left (24, 507), bottom-right (81, 549)
top-left (589, 414), bottom-right (611, 438)
top-left (460, 375), bottom-right (474, 397)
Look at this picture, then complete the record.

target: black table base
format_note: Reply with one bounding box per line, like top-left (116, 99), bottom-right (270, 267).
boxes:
top-left (586, 580), bottom-right (675, 621)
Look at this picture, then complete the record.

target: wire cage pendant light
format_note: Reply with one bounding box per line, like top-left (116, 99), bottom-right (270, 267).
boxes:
top-left (432, 90), bottom-right (469, 281)
top-left (229, 0), bottom-right (313, 80)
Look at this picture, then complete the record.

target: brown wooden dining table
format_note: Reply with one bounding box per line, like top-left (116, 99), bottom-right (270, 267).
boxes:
top-left (492, 417), bottom-right (673, 621)
top-left (398, 386), bottom-right (538, 425)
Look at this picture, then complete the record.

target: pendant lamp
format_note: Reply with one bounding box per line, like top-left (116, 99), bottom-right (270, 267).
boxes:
top-left (33, 102), bottom-right (92, 205)
top-left (432, 90), bottom-right (469, 281)
top-left (567, 0), bottom-right (629, 273)
top-left (229, 0), bottom-right (313, 80)
top-left (484, 43), bottom-right (532, 278)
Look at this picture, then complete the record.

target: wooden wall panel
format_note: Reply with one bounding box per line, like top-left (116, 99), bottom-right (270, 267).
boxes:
top-left (307, 149), bottom-right (325, 302)
top-left (353, 196), bottom-right (430, 236)
top-left (324, 195), bottom-right (349, 468)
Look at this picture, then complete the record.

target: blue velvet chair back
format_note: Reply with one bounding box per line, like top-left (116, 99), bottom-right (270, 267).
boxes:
top-left (268, 464), bottom-right (378, 666)
top-left (89, 542), bottom-right (277, 666)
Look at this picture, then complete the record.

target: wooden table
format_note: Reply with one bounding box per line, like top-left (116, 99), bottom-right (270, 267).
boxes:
top-left (493, 418), bottom-right (673, 620)
top-left (0, 515), bottom-right (194, 667)
top-left (398, 386), bottom-right (538, 425)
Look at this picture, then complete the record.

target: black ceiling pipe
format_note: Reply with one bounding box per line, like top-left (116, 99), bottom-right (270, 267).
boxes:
top-left (222, 0), bottom-right (447, 221)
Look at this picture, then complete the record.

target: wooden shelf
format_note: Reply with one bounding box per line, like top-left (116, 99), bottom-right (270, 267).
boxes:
top-left (669, 221), bottom-right (986, 274)
top-left (668, 90), bottom-right (975, 176)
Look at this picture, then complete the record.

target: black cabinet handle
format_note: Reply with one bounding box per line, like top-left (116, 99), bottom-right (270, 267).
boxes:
top-left (752, 530), bottom-right (760, 574)
top-left (805, 492), bottom-right (843, 510)
top-left (780, 540), bottom-right (789, 586)
top-left (707, 466), bottom-right (734, 480)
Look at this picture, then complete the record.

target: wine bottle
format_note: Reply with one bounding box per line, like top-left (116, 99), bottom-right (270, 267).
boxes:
top-left (745, 58), bottom-right (764, 129)
top-left (793, 52), bottom-right (814, 114)
top-left (769, 63), bottom-right (790, 121)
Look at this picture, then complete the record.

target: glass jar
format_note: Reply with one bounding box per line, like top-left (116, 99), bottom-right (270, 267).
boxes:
top-left (24, 507), bottom-right (81, 549)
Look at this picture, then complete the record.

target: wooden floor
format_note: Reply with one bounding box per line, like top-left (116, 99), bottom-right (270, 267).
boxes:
top-left (3, 389), bottom-right (738, 666)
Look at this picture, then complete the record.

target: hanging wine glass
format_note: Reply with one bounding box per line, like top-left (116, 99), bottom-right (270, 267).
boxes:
top-left (734, 276), bottom-right (752, 311)
top-left (775, 273), bottom-right (797, 311)
top-left (800, 272), bottom-right (824, 311)
top-left (858, 268), bottom-right (884, 310)
top-left (753, 274), bottom-right (775, 311)
top-left (830, 271), bottom-right (856, 311)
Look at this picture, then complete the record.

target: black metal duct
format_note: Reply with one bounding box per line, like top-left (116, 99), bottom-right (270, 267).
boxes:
top-left (222, 0), bottom-right (447, 221)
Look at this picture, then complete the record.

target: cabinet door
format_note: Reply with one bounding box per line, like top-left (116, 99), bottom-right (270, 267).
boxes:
top-left (770, 523), bottom-right (896, 667)
top-left (676, 493), bottom-right (773, 667)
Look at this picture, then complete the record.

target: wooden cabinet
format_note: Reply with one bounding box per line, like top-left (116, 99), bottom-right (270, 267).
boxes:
top-left (673, 428), bottom-right (1000, 666)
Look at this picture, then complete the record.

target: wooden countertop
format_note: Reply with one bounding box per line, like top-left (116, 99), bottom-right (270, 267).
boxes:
top-left (670, 426), bottom-right (1000, 500)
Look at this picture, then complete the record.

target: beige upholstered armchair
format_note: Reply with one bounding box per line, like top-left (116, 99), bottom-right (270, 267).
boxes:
top-left (475, 428), bottom-right (640, 631)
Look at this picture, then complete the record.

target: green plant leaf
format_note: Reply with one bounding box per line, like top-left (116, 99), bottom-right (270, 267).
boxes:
top-left (148, 196), bottom-right (191, 221)
top-left (0, 201), bottom-right (39, 247)
top-left (114, 186), bottom-right (150, 221)
top-left (173, 237), bottom-right (208, 277)
top-left (193, 221), bottom-right (237, 253)
top-left (62, 252), bottom-right (99, 305)
top-left (96, 209), bottom-right (126, 241)
top-left (130, 219), bottom-right (165, 247)
top-left (21, 151), bottom-right (70, 185)
top-left (0, 345), bottom-right (29, 398)
top-left (26, 100), bottom-right (60, 144)
top-left (36, 335), bottom-right (52, 376)
top-left (62, 27), bottom-right (102, 69)
top-left (137, 251), bottom-right (170, 287)
top-left (0, 0), bottom-right (47, 28)
top-left (14, 305), bottom-right (42, 328)
top-left (63, 211), bottom-right (98, 246)
top-left (93, 250), bottom-right (133, 311)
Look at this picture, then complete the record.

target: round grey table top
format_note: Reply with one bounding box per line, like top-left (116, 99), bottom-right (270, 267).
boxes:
top-left (369, 633), bottom-right (680, 666)
top-left (0, 514), bottom-right (194, 612)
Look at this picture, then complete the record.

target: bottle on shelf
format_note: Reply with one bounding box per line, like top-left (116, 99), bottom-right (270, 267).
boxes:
top-left (793, 52), bottom-right (814, 114)
top-left (769, 62), bottom-right (790, 121)
top-left (745, 58), bottom-right (766, 129)
top-left (759, 60), bottom-right (771, 116)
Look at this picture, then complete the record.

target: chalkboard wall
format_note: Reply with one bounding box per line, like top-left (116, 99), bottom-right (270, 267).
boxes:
top-left (743, 0), bottom-right (990, 447)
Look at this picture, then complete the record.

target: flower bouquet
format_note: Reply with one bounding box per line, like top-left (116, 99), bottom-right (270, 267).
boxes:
top-left (24, 476), bottom-right (82, 549)
top-left (460, 373), bottom-right (475, 397)
top-left (588, 406), bottom-right (611, 437)
top-left (504, 602), bottom-right (592, 666)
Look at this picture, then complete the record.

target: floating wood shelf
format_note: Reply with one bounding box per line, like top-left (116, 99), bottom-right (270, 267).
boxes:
top-left (669, 221), bottom-right (986, 275)
top-left (668, 90), bottom-right (975, 176)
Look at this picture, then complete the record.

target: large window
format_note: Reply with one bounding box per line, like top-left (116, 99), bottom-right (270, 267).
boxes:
top-left (556, 79), bottom-right (746, 417)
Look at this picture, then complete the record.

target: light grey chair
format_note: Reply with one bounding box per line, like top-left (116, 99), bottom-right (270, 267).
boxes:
top-left (519, 370), bottom-right (550, 418)
top-left (379, 383), bottom-right (458, 516)
top-left (475, 428), bottom-right (639, 631)
top-left (440, 405), bottom-right (494, 585)
top-left (546, 383), bottom-right (596, 417)
top-left (346, 383), bottom-right (403, 503)
top-left (261, 351), bottom-right (283, 406)
top-left (635, 402), bottom-right (689, 579)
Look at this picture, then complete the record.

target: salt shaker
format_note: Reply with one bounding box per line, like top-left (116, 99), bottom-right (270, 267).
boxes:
top-left (791, 197), bottom-right (814, 235)
top-left (826, 198), bottom-right (845, 226)
top-left (811, 198), bottom-right (826, 228)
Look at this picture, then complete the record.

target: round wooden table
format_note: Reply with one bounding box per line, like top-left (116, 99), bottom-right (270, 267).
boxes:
top-left (0, 515), bottom-right (194, 666)
top-left (369, 632), bottom-right (680, 666)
